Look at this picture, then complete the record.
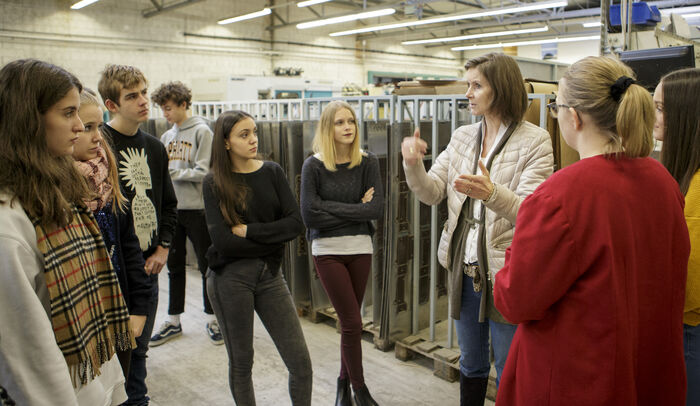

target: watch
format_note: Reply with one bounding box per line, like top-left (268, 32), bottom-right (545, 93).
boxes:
top-left (159, 240), bottom-right (171, 249)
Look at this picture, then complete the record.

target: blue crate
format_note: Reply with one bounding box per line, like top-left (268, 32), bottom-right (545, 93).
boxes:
top-left (610, 2), bottom-right (661, 26)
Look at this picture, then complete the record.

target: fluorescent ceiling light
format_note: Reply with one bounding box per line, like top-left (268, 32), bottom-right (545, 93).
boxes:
top-left (684, 12), bottom-right (700, 18)
top-left (330, 0), bottom-right (567, 37)
top-left (218, 8), bottom-right (271, 25)
top-left (660, 5), bottom-right (700, 16)
top-left (297, 0), bottom-right (333, 7)
top-left (402, 26), bottom-right (549, 45)
top-left (583, 21), bottom-right (602, 27)
top-left (297, 8), bottom-right (395, 29)
top-left (451, 34), bottom-right (600, 51)
top-left (71, 0), bottom-right (99, 9)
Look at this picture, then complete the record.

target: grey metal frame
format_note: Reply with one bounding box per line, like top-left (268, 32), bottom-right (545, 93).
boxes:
top-left (185, 93), bottom-right (551, 349)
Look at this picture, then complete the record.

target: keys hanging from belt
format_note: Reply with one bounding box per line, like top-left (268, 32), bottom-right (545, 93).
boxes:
top-left (463, 263), bottom-right (482, 292)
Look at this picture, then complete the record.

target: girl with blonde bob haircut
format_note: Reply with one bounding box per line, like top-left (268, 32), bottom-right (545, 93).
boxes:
top-left (493, 56), bottom-right (690, 405)
top-left (312, 100), bottom-right (363, 171)
top-left (301, 100), bottom-right (384, 406)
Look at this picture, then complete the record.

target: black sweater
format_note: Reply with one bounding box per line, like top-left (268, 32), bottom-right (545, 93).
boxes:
top-left (94, 205), bottom-right (153, 315)
top-left (300, 152), bottom-right (384, 242)
top-left (203, 162), bottom-right (303, 272)
top-left (102, 124), bottom-right (178, 258)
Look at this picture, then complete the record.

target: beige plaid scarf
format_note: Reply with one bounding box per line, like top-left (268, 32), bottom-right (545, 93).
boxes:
top-left (30, 204), bottom-right (134, 386)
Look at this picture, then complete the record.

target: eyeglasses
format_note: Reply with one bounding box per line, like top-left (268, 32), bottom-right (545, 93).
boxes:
top-left (546, 102), bottom-right (573, 118)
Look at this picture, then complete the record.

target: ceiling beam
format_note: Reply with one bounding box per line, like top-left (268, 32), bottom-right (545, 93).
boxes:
top-left (142, 0), bottom-right (205, 18)
top-left (266, 0), bottom-right (448, 31)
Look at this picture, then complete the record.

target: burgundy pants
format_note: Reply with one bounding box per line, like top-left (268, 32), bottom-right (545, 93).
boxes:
top-left (313, 254), bottom-right (372, 390)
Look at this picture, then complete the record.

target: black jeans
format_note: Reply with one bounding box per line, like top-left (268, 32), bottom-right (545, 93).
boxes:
top-left (124, 276), bottom-right (158, 405)
top-left (206, 259), bottom-right (312, 406)
top-left (167, 209), bottom-right (213, 315)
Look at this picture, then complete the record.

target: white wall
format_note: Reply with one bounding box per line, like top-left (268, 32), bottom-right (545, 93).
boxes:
top-left (0, 0), bottom-right (462, 99)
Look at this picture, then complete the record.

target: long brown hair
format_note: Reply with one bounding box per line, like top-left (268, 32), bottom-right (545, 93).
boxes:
top-left (210, 110), bottom-right (254, 226)
top-left (659, 68), bottom-right (700, 196)
top-left (561, 56), bottom-right (654, 158)
top-left (0, 59), bottom-right (90, 227)
top-left (79, 88), bottom-right (127, 212)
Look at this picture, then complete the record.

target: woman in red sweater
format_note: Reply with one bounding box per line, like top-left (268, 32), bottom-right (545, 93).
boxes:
top-left (493, 56), bottom-right (690, 405)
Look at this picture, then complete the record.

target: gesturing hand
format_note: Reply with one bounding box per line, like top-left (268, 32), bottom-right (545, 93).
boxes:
top-left (401, 127), bottom-right (428, 166)
top-left (232, 224), bottom-right (247, 238)
top-left (454, 161), bottom-right (494, 201)
top-left (361, 187), bottom-right (375, 203)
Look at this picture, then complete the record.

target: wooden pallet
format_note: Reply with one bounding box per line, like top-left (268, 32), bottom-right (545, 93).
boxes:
top-left (394, 335), bottom-right (498, 400)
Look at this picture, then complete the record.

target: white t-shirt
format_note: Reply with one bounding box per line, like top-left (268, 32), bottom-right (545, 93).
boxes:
top-left (312, 234), bottom-right (374, 256)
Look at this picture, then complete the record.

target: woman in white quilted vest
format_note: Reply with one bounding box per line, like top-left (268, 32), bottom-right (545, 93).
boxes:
top-left (401, 52), bottom-right (553, 406)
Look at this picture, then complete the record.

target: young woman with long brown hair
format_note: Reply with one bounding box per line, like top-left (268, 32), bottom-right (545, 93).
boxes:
top-left (203, 110), bottom-right (312, 405)
top-left (72, 89), bottom-right (152, 378)
top-left (654, 67), bottom-right (700, 406)
top-left (0, 59), bottom-right (134, 405)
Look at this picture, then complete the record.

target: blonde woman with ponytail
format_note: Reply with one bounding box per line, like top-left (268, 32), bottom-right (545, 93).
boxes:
top-left (493, 56), bottom-right (690, 405)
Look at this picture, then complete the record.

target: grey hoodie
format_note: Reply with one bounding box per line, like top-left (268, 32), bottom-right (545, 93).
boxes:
top-left (161, 116), bottom-right (213, 210)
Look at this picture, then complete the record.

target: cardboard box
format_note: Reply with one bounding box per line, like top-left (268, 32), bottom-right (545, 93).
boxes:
top-left (393, 81), bottom-right (467, 96)
top-left (524, 79), bottom-right (579, 171)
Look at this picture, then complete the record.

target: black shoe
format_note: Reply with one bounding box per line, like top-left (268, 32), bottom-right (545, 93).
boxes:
top-left (459, 373), bottom-right (487, 406)
top-left (335, 377), bottom-right (351, 406)
top-left (353, 384), bottom-right (379, 406)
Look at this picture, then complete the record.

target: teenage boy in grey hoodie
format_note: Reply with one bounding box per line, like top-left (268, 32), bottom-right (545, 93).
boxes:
top-left (149, 82), bottom-right (221, 345)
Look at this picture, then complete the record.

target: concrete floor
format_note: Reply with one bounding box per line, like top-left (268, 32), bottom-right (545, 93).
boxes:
top-left (145, 268), bottom-right (495, 406)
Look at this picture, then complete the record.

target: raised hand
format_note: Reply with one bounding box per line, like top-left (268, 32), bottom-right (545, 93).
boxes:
top-left (401, 127), bottom-right (428, 166)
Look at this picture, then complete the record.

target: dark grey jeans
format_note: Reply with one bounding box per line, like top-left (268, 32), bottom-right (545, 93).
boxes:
top-left (206, 259), bottom-right (312, 406)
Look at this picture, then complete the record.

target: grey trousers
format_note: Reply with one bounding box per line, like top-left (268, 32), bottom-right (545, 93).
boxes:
top-left (206, 259), bottom-right (313, 406)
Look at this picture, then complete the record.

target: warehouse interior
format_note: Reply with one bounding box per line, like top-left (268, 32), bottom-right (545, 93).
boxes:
top-left (0, 0), bottom-right (698, 405)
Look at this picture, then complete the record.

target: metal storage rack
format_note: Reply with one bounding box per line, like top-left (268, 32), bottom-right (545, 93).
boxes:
top-left (190, 94), bottom-right (551, 353)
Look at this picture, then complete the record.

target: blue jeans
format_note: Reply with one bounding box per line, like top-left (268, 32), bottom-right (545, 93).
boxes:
top-left (456, 275), bottom-right (517, 387)
top-left (124, 275), bottom-right (159, 406)
top-left (685, 323), bottom-right (700, 406)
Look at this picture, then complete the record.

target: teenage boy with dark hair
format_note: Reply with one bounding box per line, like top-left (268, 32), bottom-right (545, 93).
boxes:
top-left (98, 65), bottom-right (178, 406)
top-left (149, 81), bottom-right (220, 346)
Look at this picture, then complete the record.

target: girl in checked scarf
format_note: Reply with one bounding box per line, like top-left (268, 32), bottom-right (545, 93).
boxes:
top-left (0, 59), bottom-right (134, 406)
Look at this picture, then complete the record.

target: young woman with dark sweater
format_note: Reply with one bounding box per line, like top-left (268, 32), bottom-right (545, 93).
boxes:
top-left (300, 100), bottom-right (384, 406)
top-left (203, 110), bottom-right (312, 406)
top-left (72, 89), bottom-right (152, 377)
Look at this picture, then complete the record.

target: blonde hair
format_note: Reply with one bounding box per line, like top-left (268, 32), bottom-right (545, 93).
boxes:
top-left (561, 56), bottom-right (654, 158)
top-left (79, 88), bottom-right (127, 212)
top-left (97, 64), bottom-right (148, 107)
top-left (312, 100), bottom-right (362, 171)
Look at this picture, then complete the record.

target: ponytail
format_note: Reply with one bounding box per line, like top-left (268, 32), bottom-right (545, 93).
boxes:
top-left (616, 83), bottom-right (654, 158)
top-left (561, 56), bottom-right (654, 158)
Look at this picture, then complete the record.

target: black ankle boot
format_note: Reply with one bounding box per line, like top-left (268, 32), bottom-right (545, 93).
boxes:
top-left (353, 384), bottom-right (379, 406)
top-left (460, 373), bottom-right (487, 406)
top-left (335, 377), bottom-right (351, 406)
